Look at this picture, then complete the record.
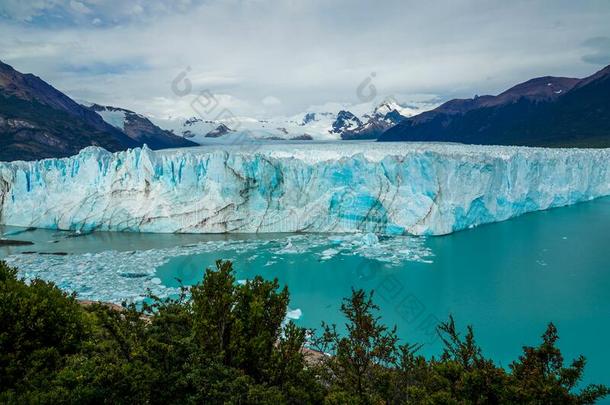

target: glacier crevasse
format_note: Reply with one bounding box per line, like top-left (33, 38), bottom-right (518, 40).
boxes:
top-left (0, 143), bottom-right (609, 236)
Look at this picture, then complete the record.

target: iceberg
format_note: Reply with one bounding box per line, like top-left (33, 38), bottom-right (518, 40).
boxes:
top-left (1, 142), bottom-right (609, 236)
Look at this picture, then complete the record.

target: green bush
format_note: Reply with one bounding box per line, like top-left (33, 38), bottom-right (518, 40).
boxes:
top-left (1, 259), bottom-right (607, 404)
top-left (0, 261), bottom-right (86, 399)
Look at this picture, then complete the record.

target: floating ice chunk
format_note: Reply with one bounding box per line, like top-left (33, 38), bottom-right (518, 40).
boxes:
top-left (320, 248), bottom-right (339, 260)
top-left (286, 308), bottom-right (302, 320)
top-left (276, 238), bottom-right (305, 254)
top-left (278, 240), bottom-right (295, 253)
top-left (362, 233), bottom-right (379, 246)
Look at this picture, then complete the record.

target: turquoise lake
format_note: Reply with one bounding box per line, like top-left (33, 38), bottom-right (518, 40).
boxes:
top-left (2, 197), bottom-right (610, 390)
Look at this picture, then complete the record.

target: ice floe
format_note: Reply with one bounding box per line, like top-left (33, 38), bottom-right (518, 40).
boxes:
top-left (3, 233), bottom-right (433, 304)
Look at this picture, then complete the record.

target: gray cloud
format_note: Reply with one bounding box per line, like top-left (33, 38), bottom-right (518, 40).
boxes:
top-left (0, 0), bottom-right (204, 26)
top-left (1, 0), bottom-right (609, 119)
top-left (582, 36), bottom-right (610, 65)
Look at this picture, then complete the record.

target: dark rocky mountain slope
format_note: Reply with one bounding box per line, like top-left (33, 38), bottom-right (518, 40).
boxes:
top-left (89, 104), bottom-right (196, 149)
top-left (379, 65), bottom-right (610, 147)
top-left (0, 61), bottom-right (194, 162)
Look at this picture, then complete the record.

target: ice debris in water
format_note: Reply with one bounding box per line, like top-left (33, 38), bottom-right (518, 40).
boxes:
top-left (4, 233), bottom-right (432, 304)
top-left (286, 308), bottom-right (303, 320)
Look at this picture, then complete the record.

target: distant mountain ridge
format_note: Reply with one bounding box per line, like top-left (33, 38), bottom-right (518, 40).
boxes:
top-left (0, 61), bottom-right (195, 162)
top-left (6, 59), bottom-right (606, 161)
top-left (340, 101), bottom-right (407, 140)
top-left (379, 65), bottom-right (610, 147)
top-left (0, 61), bottom-right (138, 161)
top-left (161, 100), bottom-right (416, 143)
top-left (89, 104), bottom-right (195, 149)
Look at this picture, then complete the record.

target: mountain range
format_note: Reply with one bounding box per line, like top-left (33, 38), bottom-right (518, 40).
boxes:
top-left (0, 61), bottom-right (195, 162)
top-left (378, 64), bottom-right (610, 147)
top-left (89, 104), bottom-right (196, 150)
top-left (2, 60), bottom-right (610, 162)
top-left (158, 100), bottom-right (418, 144)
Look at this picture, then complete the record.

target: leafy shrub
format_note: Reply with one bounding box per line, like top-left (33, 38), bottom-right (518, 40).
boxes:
top-left (1, 260), bottom-right (607, 404)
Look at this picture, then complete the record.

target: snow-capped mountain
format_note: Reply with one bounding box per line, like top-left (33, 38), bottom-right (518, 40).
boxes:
top-left (155, 99), bottom-right (430, 144)
top-left (90, 104), bottom-right (196, 149)
top-left (331, 111), bottom-right (363, 134)
top-left (340, 100), bottom-right (413, 140)
top-left (203, 123), bottom-right (234, 138)
top-left (0, 60), bottom-right (142, 161)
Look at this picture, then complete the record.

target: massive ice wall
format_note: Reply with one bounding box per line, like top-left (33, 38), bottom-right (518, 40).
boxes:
top-left (0, 143), bottom-right (609, 236)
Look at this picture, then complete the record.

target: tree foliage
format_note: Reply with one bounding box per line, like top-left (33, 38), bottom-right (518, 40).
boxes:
top-left (1, 259), bottom-right (607, 404)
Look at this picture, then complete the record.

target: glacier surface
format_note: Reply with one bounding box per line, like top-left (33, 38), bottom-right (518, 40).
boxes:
top-left (1, 142), bottom-right (609, 236)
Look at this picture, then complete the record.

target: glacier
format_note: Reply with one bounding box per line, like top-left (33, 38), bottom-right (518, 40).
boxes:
top-left (1, 142), bottom-right (609, 236)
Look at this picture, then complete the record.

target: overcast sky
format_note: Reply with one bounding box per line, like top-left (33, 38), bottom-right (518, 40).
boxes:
top-left (1, 0), bottom-right (609, 120)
